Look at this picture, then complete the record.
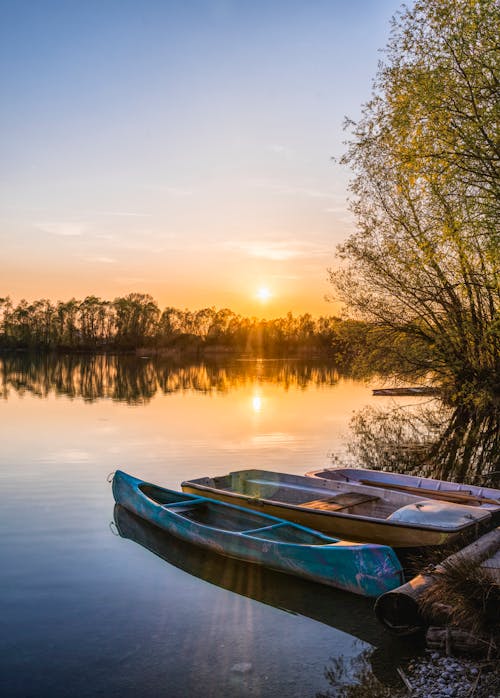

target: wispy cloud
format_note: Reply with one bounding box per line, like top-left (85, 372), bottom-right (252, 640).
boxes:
top-left (247, 179), bottom-right (337, 200)
top-left (266, 144), bottom-right (294, 157)
top-left (142, 185), bottom-right (193, 197)
top-left (222, 239), bottom-right (330, 261)
top-left (94, 233), bottom-right (116, 241)
top-left (324, 205), bottom-right (345, 213)
top-left (93, 211), bottom-right (153, 218)
top-left (84, 256), bottom-right (116, 264)
top-left (36, 222), bottom-right (86, 237)
top-left (269, 273), bottom-right (301, 280)
top-left (113, 276), bottom-right (150, 285)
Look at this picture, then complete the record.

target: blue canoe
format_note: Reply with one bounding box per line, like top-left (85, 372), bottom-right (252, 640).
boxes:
top-left (112, 470), bottom-right (404, 597)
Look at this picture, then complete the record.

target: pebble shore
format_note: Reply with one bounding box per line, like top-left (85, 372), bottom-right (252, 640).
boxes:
top-left (400, 653), bottom-right (499, 698)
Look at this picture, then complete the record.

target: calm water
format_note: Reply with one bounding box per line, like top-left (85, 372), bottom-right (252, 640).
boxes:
top-left (0, 355), bottom-right (415, 698)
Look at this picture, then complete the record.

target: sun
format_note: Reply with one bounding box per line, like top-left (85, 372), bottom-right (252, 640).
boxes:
top-left (256, 287), bottom-right (272, 302)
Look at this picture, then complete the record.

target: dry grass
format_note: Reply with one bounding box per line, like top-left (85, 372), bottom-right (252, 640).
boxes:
top-left (419, 553), bottom-right (500, 644)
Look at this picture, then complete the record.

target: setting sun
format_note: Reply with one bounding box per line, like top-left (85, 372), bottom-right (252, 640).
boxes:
top-left (256, 287), bottom-right (272, 302)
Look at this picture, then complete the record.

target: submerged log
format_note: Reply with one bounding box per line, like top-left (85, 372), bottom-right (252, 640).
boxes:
top-left (374, 528), bottom-right (500, 635)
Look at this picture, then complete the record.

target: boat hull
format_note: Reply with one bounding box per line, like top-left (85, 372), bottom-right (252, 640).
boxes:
top-left (112, 470), bottom-right (404, 597)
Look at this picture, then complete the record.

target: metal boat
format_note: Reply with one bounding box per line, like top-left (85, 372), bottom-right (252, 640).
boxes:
top-left (181, 469), bottom-right (492, 547)
top-left (305, 467), bottom-right (500, 517)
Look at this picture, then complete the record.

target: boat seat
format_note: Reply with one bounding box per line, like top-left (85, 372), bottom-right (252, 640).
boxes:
top-left (302, 492), bottom-right (380, 511)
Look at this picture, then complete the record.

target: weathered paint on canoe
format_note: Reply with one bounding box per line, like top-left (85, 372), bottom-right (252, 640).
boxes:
top-left (112, 470), bottom-right (404, 597)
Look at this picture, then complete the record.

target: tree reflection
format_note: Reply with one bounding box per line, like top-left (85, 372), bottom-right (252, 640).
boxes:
top-left (0, 353), bottom-right (344, 405)
top-left (348, 400), bottom-right (500, 486)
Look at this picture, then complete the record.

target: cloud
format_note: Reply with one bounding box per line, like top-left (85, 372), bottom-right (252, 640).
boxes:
top-left (266, 144), bottom-right (294, 157)
top-left (143, 185), bottom-right (193, 197)
top-left (247, 179), bottom-right (337, 200)
top-left (269, 273), bottom-right (301, 280)
top-left (94, 211), bottom-right (153, 218)
top-left (84, 256), bottom-right (116, 264)
top-left (113, 276), bottom-right (150, 285)
top-left (36, 222), bottom-right (86, 237)
top-left (222, 239), bottom-right (330, 261)
top-left (94, 233), bottom-right (116, 240)
top-left (324, 206), bottom-right (346, 213)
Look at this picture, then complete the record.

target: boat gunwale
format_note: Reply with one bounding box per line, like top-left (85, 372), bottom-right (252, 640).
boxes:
top-left (305, 468), bottom-right (500, 503)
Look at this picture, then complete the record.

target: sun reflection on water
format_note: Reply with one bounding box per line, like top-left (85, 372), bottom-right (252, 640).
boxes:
top-left (252, 395), bottom-right (263, 413)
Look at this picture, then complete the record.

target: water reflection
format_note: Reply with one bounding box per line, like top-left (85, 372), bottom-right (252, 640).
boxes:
top-left (252, 395), bottom-right (263, 413)
top-left (3, 351), bottom-right (496, 486)
top-left (113, 504), bottom-right (415, 688)
top-left (349, 400), bottom-right (500, 486)
top-left (0, 353), bottom-right (343, 404)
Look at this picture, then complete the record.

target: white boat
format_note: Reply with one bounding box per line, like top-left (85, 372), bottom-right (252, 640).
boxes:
top-left (305, 467), bottom-right (500, 517)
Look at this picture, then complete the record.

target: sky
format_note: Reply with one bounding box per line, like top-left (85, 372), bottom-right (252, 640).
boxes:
top-left (1, 0), bottom-right (402, 317)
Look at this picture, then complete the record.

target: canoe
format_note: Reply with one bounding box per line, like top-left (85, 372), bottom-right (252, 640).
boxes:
top-left (181, 469), bottom-right (492, 548)
top-left (305, 467), bottom-right (500, 515)
top-left (112, 470), bottom-right (404, 597)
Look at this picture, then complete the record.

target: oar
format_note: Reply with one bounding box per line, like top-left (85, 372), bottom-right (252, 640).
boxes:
top-left (358, 479), bottom-right (500, 506)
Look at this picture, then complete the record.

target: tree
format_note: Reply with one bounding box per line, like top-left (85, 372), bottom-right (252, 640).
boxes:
top-left (113, 293), bottom-right (159, 347)
top-left (330, 0), bottom-right (499, 400)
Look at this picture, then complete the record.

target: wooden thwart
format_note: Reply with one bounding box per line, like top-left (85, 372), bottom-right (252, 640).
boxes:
top-left (302, 492), bottom-right (379, 511)
top-left (359, 479), bottom-right (500, 506)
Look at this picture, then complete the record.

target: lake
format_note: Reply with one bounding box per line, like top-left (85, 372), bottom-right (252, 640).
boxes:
top-left (0, 354), bottom-right (416, 697)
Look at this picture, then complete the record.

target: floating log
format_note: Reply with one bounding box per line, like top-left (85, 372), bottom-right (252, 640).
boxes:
top-left (374, 528), bottom-right (500, 635)
top-left (359, 479), bottom-right (500, 506)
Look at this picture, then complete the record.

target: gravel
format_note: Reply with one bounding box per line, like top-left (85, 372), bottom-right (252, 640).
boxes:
top-left (398, 653), bottom-right (499, 698)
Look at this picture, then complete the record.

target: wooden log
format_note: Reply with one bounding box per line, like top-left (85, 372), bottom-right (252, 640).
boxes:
top-left (426, 627), bottom-right (492, 656)
top-left (480, 549), bottom-right (500, 584)
top-left (374, 528), bottom-right (500, 635)
top-left (359, 478), bottom-right (500, 506)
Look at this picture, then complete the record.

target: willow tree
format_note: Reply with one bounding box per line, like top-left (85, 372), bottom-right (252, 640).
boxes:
top-left (331, 0), bottom-right (499, 399)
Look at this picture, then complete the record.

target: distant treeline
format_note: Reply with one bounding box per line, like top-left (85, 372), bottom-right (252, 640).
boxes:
top-left (0, 293), bottom-right (369, 361)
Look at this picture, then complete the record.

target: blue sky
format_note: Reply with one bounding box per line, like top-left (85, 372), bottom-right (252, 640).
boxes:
top-left (1, 0), bottom-right (402, 315)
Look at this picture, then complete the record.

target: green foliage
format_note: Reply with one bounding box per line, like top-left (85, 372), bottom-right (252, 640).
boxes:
top-left (331, 0), bottom-right (500, 399)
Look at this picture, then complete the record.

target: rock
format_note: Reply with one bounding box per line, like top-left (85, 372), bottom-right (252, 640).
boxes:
top-left (230, 662), bottom-right (253, 674)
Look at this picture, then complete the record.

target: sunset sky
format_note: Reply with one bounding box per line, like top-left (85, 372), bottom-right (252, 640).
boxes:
top-left (1, 0), bottom-right (400, 317)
